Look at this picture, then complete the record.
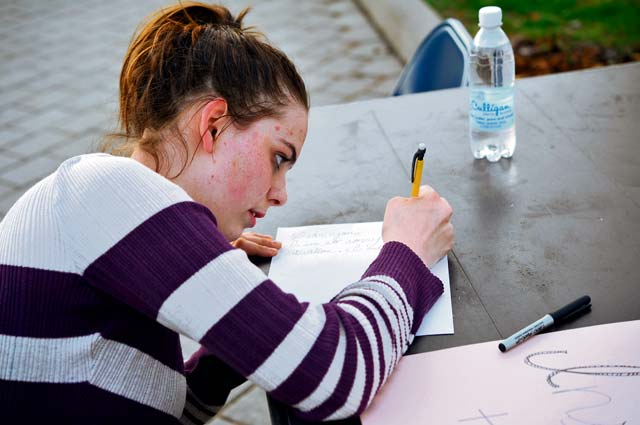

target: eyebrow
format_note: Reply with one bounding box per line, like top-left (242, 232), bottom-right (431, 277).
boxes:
top-left (280, 139), bottom-right (298, 164)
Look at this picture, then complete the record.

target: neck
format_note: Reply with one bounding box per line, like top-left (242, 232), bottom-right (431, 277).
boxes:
top-left (131, 148), bottom-right (160, 173)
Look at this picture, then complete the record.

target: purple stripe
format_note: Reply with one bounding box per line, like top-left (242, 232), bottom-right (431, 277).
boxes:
top-left (410, 277), bottom-right (444, 334)
top-left (84, 201), bottom-right (231, 319)
top-left (359, 277), bottom-right (411, 340)
top-left (334, 280), bottom-right (408, 357)
top-left (362, 242), bottom-right (444, 334)
top-left (343, 290), bottom-right (402, 369)
top-left (339, 306), bottom-right (375, 415)
top-left (341, 299), bottom-right (387, 393)
top-left (184, 347), bottom-right (247, 406)
top-left (200, 280), bottom-right (306, 376)
top-left (295, 308), bottom-right (359, 421)
top-left (0, 265), bottom-right (183, 371)
top-left (0, 265), bottom-right (95, 337)
top-left (341, 293), bottom-right (398, 379)
top-left (99, 303), bottom-right (184, 371)
top-left (0, 380), bottom-right (179, 424)
top-left (269, 304), bottom-right (340, 405)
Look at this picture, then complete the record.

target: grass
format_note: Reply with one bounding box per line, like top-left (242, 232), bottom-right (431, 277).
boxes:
top-left (426, 0), bottom-right (640, 50)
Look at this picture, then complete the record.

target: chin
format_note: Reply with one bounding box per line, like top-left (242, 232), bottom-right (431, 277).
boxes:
top-left (224, 227), bottom-right (244, 242)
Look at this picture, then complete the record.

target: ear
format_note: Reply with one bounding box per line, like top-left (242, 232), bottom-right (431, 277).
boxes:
top-left (199, 98), bottom-right (229, 154)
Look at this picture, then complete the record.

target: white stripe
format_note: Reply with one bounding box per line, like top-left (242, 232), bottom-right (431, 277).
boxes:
top-left (363, 274), bottom-right (415, 322)
top-left (91, 337), bottom-right (186, 417)
top-left (336, 286), bottom-right (403, 379)
top-left (0, 333), bottom-right (94, 382)
top-left (340, 278), bottom-right (411, 350)
top-left (339, 295), bottom-right (393, 389)
top-left (0, 174), bottom-right (77, 273)
top-left (295, 326), bottom-right (347, 412)
top-left (249, 306), bottom-right (326, 391)
top-left (0, 154), bottom-right (193, 273)
top-left (325, 337), bottom-right (366, 420)
top-left (157, 249), bottom-right (267, 341)
top-left (361, 276), bottom-right (413, 342)
top-left (0, 333), bottom-right (186, 418)
top-left (338, 291), bottom-right (399, 378)
top-left (338, 303), bottom-right (380, 405)
top-left (63, 154), bottom-right (192, 271)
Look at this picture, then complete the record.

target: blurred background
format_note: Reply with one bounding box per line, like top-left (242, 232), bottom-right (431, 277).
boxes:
top-left (427, 0), bottom-right (640, 76)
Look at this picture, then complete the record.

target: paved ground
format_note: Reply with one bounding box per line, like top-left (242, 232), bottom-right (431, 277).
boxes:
top-left (0, 0), bottom-right (403, 423)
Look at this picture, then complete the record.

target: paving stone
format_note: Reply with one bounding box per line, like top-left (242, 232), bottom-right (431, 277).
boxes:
top-left (53, 112), bottom-right (110, 136)
top-left (15, 85), bottom-right (76, 113)
top-left (361, 55), bottom-right (403, 77)
top-left (0, 156), bottom-right (61, 188)
top-left (48, 134), bottom-right (101, 160)
top-left (0, 187), bottom-right (26, 218)
top-left (26, 108), bottom-right (72, 129)
top-left (372, 73), bottom-right (400, 92)
top-left (62, 91), bottom-right (113, 113)
top-left (0, 154), bottom-right (20, 172)
top-left (0, 105), bottom-right (31, 129)
top-left (0, 86), bottom-right (34, 107)
top-left (0, 126), bottom-right (23, 149)
top-left (348, 41), bottom-right (389, 59)
top-left (4, 129), bottom-right (68, 158)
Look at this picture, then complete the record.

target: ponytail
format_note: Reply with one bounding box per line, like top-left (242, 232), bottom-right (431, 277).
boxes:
top-left (104, 1), bottom-right (308, 173)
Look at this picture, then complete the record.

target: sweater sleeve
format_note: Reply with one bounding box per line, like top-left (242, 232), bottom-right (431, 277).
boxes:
top-left (58, 154), bottom-right (443, 421)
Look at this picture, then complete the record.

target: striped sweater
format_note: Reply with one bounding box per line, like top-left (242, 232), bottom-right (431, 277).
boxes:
top-left (0, 153), bottom-right (443, 423)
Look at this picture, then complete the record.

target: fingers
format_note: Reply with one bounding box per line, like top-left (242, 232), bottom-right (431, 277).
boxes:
top-left (231, 232), bottom-right (282, 257)
top-left (418, 184), bottom-right (435, 197)
top-left (440, 197), bottom-right (453, 220)
top-left (233, 238), bottom-right (278, 257)
top-left (242, 232), bottom-right (282, 249)
top-left (441, 222), bottom-right (455, 251)
top-left (416, 186), bottom-right (453, 218)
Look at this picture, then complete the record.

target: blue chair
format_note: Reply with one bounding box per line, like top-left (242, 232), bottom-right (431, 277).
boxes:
top-left (393, 18), bottom-right (473, 96)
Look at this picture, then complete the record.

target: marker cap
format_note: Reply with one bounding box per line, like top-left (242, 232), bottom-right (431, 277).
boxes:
top-left (550, 295), bottom-right (591, 323)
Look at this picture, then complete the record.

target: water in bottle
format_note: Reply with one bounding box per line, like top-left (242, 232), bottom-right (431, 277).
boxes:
top-left (469, 6), bottom-right (516, 162)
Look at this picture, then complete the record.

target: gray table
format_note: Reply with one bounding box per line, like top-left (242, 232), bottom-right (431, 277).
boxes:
top-left (254, 63), bottom-right (640, 424)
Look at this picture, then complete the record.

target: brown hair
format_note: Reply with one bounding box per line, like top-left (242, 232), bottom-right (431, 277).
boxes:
top-left (103, 1), bottom-right (309, 175)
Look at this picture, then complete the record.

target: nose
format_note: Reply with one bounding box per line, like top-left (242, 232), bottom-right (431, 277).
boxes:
top-left (268, 174), bottom-right (288, 207)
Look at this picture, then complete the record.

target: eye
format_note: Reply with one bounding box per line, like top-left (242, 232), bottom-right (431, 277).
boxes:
top-left (274, 153), bottom-right (289, 170)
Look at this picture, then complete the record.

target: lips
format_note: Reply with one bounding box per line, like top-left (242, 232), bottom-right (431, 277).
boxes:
top-left (247, 209), bottom-right (266, 228)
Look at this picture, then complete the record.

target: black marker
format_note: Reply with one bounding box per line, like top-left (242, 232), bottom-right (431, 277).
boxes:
top-left (498, 295), bottom-right (591, 353)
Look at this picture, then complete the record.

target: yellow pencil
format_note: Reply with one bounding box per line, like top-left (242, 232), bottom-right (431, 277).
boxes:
top-left (411, 143), bottom-right (426, 197)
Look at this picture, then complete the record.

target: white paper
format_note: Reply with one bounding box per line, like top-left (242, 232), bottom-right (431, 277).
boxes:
top-left (269, 222), bottom-right (453, 336)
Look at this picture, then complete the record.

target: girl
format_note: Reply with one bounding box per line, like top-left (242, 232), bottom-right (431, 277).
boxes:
top-left (0, 2), bottom-right (453, 423)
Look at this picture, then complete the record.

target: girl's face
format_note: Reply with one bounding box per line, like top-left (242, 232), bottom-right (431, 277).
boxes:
top-left (182, 103), bottom-right (308, 241)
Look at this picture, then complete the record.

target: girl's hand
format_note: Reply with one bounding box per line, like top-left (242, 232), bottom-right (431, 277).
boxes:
top-left (231, 232), bottom-right (282, 257)
top-left (382, 185), bottom-right (454, 268)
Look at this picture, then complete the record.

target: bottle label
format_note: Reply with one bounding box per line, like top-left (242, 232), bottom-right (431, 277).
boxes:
top-left (470, 89), bottom-right (515, 131)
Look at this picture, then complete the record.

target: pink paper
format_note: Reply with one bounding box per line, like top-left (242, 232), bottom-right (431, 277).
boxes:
top-left (362, 320), bottom-right (640, 424)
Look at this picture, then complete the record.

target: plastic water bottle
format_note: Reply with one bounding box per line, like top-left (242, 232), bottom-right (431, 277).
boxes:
top-left (469, 6), bottom-right (516, 162)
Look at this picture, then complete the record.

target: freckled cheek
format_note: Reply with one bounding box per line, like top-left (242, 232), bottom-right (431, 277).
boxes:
top-left (224, 152), bottom-right (272, 202)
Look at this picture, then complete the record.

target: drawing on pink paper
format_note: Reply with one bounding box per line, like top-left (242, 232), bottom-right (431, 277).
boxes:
top-left (361, 321), bottom-right (640, 425)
